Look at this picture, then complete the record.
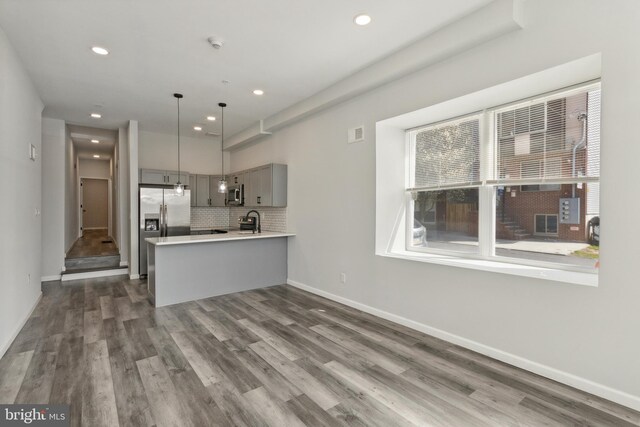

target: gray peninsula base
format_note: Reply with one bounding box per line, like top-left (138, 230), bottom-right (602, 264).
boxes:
top-left (147, 237), bottom-right (288, 307)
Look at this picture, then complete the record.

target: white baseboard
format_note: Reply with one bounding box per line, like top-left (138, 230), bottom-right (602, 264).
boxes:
top-left (130, 274), bottom-right (140, 280)
top-left (0, 292), bottom-right (42, 359)
top-left (61, 268), bottom-right (128, 282)
top-left (41, 275), bottom-right (62, 282)
top-left (286, 279), bottom-right (640, 412)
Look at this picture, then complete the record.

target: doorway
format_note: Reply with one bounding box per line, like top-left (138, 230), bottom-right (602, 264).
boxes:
top-left (81, 178), bottom-right (109, 233)
top-left (65, 177), bottom-right (119, 272)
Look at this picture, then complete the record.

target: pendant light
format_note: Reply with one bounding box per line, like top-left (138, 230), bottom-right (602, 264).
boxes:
top-left (217, 102), bottom-right (227, 193)
top-left (173, 93), bottom-right (184, 195)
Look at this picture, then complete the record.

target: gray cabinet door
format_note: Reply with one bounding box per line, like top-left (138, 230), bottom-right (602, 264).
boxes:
top-left (230, 172), bottom-right (244, 186)
top-left (140, 169), bottom-right (167, 185)
top-left (195, 175), bottom-right (211, 206)
top-left (244, 169), bottom-right (259, 207)
top-left (188, 175), bottom-right (197, 207)
top-left (257, 165), bottom-right (272, 206)
top-left (209, 176), bottom-right (227, 207)
top-left (167, 171), bottom-right (189, 186)
top-left (271, 164), bottom-right (287, 207)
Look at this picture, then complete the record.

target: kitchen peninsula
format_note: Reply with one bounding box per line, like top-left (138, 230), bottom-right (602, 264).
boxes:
top-left (146, 231), bottom-right (294, 307)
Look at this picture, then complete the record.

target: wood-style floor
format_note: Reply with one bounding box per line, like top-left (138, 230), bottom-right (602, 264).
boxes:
top-left (0, 278), bottom-right (638, 426)
top-left (67, 229), bottom-right (118, 259)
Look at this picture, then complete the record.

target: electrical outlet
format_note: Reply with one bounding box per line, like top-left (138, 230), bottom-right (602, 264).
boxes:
top-left (340, 272), bottom-right (347, 284)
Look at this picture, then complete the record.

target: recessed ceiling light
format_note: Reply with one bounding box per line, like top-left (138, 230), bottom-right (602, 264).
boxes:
top-left (91, 46), bottom-right (109, 55)
top-left (193, 126), bottom-right (202, 131)
top-left (353, 14), bottom-right (372, 26)
top-left (93, 154), bottom-right (100, 158)
top-left (90, 113), bottom-right (102, 119)
top-left (91, 139), bottom-right (99, 143)
top-left (253, 89), bottom-right (264, 96)
top-left (207, 116), bottom-right (216, 121)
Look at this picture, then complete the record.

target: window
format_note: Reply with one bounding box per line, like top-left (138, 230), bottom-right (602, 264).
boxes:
top-left (407, 82), bottom-right (601, 272)
top-left (535, 214), bottom-right (558, 235)
top-left (409, 116), bottom-right (480, 254)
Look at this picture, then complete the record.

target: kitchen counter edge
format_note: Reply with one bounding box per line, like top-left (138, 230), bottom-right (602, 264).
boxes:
top-left (146, 231), bottom-right (295, 246)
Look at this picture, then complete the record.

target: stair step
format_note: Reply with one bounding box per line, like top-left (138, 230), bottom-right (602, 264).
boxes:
top-left (62, 265), bottom-right (124, 275)
top-left (61, 267), bottom-right (128, 282)
top-left (65, 255), bottom-right (121, 271)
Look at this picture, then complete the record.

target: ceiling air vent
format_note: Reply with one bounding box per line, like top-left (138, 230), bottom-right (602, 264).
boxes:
top-left (348, 126), bottom-right (365, 144)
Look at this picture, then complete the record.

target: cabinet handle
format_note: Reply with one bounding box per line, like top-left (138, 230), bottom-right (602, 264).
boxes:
top-left (257, 196), bottom-right (261, 204)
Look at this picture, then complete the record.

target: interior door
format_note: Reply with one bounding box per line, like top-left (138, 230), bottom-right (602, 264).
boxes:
top-left (82, 178), bottom-right (109, 231)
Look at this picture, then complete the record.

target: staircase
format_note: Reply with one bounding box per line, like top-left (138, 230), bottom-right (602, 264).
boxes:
top-left (496, 216), bottom-right (530, 240)
top-left (62, 254), bottom-right (126, 281)
top-left (62, 232), bottom-right (127, 281)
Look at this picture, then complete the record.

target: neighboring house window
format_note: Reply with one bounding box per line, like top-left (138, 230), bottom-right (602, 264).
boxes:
top-left (535, 214), bottom-right (559, 235)
top-left (407, 82), bottom-right (601, 271)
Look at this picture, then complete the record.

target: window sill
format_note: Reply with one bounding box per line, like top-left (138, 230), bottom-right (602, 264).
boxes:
top-left (379, 249), bottom-right (598, 287)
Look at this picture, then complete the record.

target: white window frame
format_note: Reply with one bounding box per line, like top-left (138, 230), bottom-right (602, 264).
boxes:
top-left (405, 81), bottom-right (600, 275)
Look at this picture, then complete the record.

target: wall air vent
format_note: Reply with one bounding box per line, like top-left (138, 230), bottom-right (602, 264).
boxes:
top-left (348, 126), bottom-right (365, 144)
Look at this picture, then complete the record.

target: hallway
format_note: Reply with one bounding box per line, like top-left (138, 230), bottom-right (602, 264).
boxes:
top-left (65, 230), bottom-right (120, 273)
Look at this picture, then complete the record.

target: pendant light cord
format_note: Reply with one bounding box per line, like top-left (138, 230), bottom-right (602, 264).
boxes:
top-left (219, 102), bottom-right (226, 179)
top-left (177, 97), bottom-right (181, 179)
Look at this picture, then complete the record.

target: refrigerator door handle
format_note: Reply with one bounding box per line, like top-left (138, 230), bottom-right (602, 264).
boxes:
top-left (159, 204), bottom-right (164, 237)
top-left (163, 204), bottom-right (168, 236)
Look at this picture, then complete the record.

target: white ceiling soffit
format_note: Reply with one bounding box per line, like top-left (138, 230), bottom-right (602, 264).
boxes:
top-left (225, 0), bottom-right (524, 150)
top-left (69, 124), bottom-right (117, 159)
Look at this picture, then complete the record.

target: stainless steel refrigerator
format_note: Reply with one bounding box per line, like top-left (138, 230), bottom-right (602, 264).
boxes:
top-left (139, 186), bottom-right (191, 276)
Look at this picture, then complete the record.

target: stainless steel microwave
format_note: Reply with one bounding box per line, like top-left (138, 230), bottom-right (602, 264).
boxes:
top-left (227, 185), bottom-right (243, 205)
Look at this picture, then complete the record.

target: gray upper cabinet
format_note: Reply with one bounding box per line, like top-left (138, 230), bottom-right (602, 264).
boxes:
top-left (229, 172), bottom-right (244, 186)
top-left (188, 175), bottom-right (197, 207)
top-left (167, 171), bottom-right (189, 186)
top-left (194, 174), bottom-right (226, 207)
top-left (209, 176), bottom-right (227, 207)
top-left (195, 175), bottom-right (210, 207)
top-left (140, 169), bottom-right (167, 185)
top-left (243, 164), bottom-right (287, 207)
top-left (140, 169), bottom-right (190, 185)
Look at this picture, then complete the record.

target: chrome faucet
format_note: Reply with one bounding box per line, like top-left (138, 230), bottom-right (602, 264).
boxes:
top-left (244, 210), bottom-right (261, 233)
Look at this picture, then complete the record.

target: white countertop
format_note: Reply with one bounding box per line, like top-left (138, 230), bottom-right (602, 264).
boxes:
top-left (146, 231), bottom-right (295, 246)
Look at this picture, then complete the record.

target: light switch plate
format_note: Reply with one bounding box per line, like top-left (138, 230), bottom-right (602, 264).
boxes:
top-left (29, 144), bottom-right (37, 161)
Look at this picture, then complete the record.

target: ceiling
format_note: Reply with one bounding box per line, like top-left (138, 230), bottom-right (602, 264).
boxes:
top-left (69, 125), bottom-right (117, 160)
top-left (0, 0), bottom-right (491, 139)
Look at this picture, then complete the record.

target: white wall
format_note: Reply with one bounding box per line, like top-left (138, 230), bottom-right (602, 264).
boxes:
top-left (41, 118), bottom-right (66, 280)
top-left (64, 126), bottom-right (79, 252)
top-left (139, 130), bottom-right (229, 175)
top-left (128, 121), bottom-right (139, 278)
top-left (230, 0), bottom-right (640, 408)
top-left (112, 140), bottom-right (119, 247)
top-left (118, 128), bottom-right (129, 265)
top-left (0, 25), bottom-right (44, 356)
top-left (78, 158), bottom-right (111, 179)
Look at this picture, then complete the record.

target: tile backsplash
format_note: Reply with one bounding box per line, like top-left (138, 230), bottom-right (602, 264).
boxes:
top-left (191, 207), bottom-right (230, 229)
top-left (229, 207), bottom-right (287, 232)
top-left (191, 206), bottom-right (287, 232)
